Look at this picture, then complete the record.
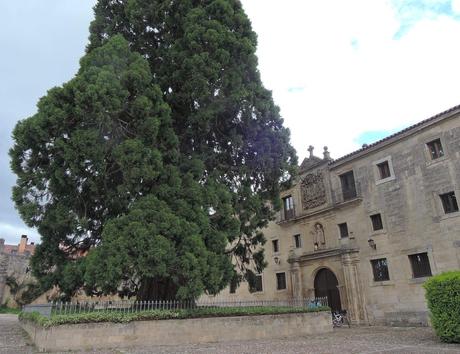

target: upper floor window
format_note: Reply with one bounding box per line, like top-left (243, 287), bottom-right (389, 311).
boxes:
top-left (276, 272), bottom-right (287, 290)
top-left (374, 156), bottom-right (395, 184)
top-left (282, 195), bottom-right (295, 220)
top-left (272, 239), bottom-right (280, 253)
top-left (370, 213), bottom-right (383, 231)
top-left (408, 253), bottom-right (432, 278)
top-left (440, 191), bottom-right (459, 214)
top-left (377, 161), bottom-right (391, 179)
top-left (338, 223), bottom-right (349, 238)
top-left (339, 171), bottom-right (357, 201)
top-left (427, 139), bottom-right (444, 160)
top-left (293, 234), bottom-right (302, 248)
top-left (371, 258), bottom-right (390, 281)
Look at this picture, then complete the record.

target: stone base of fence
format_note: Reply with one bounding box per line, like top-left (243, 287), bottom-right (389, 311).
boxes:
top-left (21, 311), bottom-right (332, 352)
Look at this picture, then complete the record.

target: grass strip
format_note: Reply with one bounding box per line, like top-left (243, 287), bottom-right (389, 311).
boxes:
top-left (0, 306), bottom-right (21, 314)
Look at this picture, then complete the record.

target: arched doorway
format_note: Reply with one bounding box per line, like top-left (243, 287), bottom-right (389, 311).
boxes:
top-left (314, 268), bottom-right (342, 312)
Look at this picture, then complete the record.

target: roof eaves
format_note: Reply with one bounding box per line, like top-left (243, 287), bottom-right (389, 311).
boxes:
top-left (328, 104), bottom-right (460, 168)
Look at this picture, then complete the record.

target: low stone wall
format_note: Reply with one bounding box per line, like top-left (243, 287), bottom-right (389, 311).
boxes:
top-left (21, 311), bottom-right (332, 352)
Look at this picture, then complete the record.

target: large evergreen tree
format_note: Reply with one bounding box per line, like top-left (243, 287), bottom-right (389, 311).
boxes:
top-left (11, 0), bottom-right (297, 300)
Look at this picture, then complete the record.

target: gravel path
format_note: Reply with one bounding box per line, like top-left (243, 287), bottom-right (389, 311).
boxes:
top-left (1, 314), bottom-right (459, 353)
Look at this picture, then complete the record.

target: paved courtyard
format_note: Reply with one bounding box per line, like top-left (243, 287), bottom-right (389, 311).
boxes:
top-left (1, 314), bottom-right (459, 353)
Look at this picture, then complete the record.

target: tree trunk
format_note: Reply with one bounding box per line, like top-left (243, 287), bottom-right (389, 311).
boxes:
top-left (137, 277), bottom-right (179, 300)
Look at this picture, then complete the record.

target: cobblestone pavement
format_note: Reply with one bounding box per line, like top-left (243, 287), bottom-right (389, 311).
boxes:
top-left (0, 314), bottom-right (34, 354)
top-left (1, 314), bottom-right (459, 354)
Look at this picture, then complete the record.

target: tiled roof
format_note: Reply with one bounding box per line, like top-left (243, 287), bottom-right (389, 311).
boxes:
top-left (2, 244), bottom-right (35, 255)
top-left (3, 245), bottom-right (17, 254)
top-left (329, 104), bottom-right (460, 166)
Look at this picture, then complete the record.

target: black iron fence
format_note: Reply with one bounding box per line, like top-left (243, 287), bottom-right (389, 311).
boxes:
top-left (23, 297), bottom-right (328, 318)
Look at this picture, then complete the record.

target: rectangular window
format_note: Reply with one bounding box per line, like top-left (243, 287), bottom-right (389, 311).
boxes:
top-left (229, 278), bottom-right (238, 294)
top-left (276, 272), bottom-right (287, 290)
top-left (409, 253), bottom-right (432, 278)
top-left (370, 213), bottom-right (383, 231)
top-left (440, 192), bottom-right (459, 214)
top-left (338, 223), bottom-right (349, 238)
top-left (371, 258), bottom-right (390, 281)
top-left (283, 196), bottom-right (295, 220)
top-left (340, 171), bottom-right (357, 201)
top-left (272, 239), bottom-right (279, 253)
top-left (250, 274), bottom-right (263, 292)
top-left (377, 161), bottom-right (391, 179)
top-left (293, 234), bottom-right (302, 248)
top-left (427, 139), bottom-right (444, 160)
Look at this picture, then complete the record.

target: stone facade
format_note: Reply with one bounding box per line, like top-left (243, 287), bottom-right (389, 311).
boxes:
top-left (214, 105), bottom-right (460, 326)
top-left (0, 236), bottom-right (35, 306)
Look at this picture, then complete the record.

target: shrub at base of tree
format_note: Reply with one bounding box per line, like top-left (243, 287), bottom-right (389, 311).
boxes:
top-left (19, 306), bottom-right (329, 328)
top-left (424, 271), bottom-right (460, 343)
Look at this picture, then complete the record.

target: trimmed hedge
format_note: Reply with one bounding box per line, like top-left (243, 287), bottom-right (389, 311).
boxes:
top-left (19, 306), bottom-right (329, 328)
top-left (424, 271), bottom-right (460, 343)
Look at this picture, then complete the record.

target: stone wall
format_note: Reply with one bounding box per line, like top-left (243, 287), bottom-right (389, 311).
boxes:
top-left (0, 240), bottom-right (6, 305)
top-left (21, 311), bottom-right (332, 352)
top-left (0, 243), bottom-right (34, 307)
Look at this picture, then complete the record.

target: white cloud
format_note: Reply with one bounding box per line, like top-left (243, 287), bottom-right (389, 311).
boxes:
top-left (241, 0), bottom-right (460, 160)
top-left (0, 222), bottom-right (40, 245)
top-left (452, 0), bottom-right (460, 13)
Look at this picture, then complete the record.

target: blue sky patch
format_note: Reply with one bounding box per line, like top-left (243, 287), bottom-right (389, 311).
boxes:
top-left (350, 38), bottom-right (359, 50)
top-left (354, 129), bottom-right (398, 146)
top-left (392, 0), bottom-right (460, 39)
top-left (287, 86), bottom-right (305, 93)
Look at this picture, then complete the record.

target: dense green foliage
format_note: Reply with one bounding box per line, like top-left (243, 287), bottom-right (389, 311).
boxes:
top-left (424, 271), bottom-right (460, 343)
top-left (0, 306), bottom-right (21, 314)
top-left (20, 306), bottom-right (328, 328)
top-left (10, 0), bottom-right (297, 300)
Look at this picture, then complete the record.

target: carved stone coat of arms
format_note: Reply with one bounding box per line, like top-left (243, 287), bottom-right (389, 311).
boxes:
top-left (300, 171), bottom-right (326, 210)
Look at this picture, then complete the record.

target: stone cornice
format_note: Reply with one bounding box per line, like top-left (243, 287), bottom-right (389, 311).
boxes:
top-left (288, 246), bottom-right (360, 264)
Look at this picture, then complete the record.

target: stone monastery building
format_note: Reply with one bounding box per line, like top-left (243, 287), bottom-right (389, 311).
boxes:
top-left (218, 105), bottom-right (460, 326)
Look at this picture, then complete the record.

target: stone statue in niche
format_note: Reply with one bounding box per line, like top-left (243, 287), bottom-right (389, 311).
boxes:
top-left (301, 171), bottom-right (326, 210)
top-left (311, 222), bottom-right (326, 249)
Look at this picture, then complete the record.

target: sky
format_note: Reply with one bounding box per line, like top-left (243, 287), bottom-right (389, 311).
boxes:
top-left (1, 0), bottom-right (460, 244)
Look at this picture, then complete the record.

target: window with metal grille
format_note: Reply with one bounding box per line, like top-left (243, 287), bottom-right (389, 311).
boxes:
top-left (276, 272), bottom-right (287, 290)
top-left (440, 192), bottom-right (459, 214)
top-left (338, 223), bottom-right (349, 238)
top-left (229, 278), bottom-right (238, 294)
top-left (340, 171), bottom-right (357, 200)
top-left (293, 234), bottom-right (302, 248)
top-left (371, 258), bottom-right (390, 281)
top-left (251, 275), bottom-right (263, 292)
top-left (427, 139), bottom-right (444, 160)
top-left (408, 253), bottom-right (432, 278)
top-left (282, 195), bottom-right (295, 220)
top-left (370, 213), bottom-right (383, 231)
top-left (272, 239), bottom-right (279, 253)
top-left (377, 161), bottom-right (391, 179)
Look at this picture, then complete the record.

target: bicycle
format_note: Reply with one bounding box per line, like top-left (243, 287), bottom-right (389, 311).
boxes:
top-left (332, 310), bottom-right (350, 328)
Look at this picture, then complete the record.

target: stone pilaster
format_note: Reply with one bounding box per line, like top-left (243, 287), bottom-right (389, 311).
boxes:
top-left (290, 261), bottom-right (303, 300)
top-left (341, 252), bottom-right (368, 325)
